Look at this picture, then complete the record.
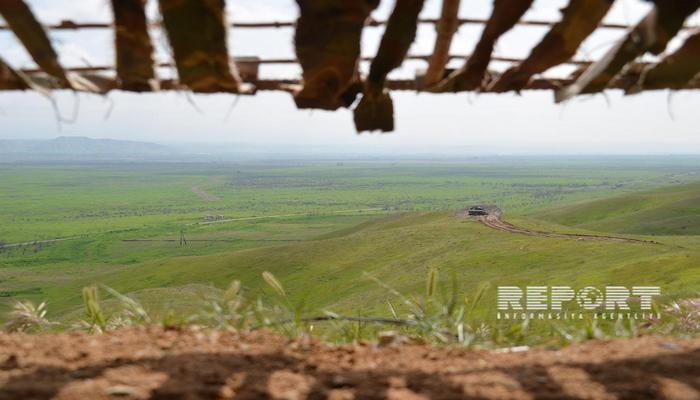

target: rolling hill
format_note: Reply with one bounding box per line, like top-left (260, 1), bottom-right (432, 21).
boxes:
top-left (0, 137), bottom-right (171, 156)
top-left (8, 211), bottom-right (699, 322)
top-left (531, 181), bottom-right (700, 235)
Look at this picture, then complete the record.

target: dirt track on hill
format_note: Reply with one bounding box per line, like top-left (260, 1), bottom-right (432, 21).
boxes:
top-left (191, 186), bottom-right (221, 202)
top-left (467, 211), bottom-right (660, 245)
top-left (0, 329), bottom-right (698, 399)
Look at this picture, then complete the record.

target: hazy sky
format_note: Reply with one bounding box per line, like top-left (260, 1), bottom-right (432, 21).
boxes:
top-left (1, 0), bottom-right (700, 154)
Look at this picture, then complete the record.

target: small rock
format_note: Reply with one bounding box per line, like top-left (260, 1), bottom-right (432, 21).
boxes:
top-left (106, 385), bottom-right (139, 397)
top-left (659, 342), bottom-right (684, 350)
top-left (331, 375), bottom-right (354, 388)
top-left (494, 345), bottom-right (529, 354)
top-left (377, 331), bottom-right (409, 347)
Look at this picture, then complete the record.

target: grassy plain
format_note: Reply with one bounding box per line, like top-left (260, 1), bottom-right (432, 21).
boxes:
top-left (1, 157), bottom-right (699, 324)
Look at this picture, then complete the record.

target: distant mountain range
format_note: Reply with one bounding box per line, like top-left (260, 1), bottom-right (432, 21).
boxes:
top-left (0, 137), bottom-right (172, 155)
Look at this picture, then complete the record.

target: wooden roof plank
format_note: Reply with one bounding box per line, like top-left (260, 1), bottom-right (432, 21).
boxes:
top-left (489, 0), bottom-right (614, 93)
top-left (423, 0), bottom-right (461, 88)
top-left (0, 57), bottom-right (28, 90)
top-left (158, 0), bottom-right (241, 93)
top-left (111, 0), bottom-right (157, 92)
top-left (555, 0), bottom-right (700, 102)
top-left (354, 0), bottom-right (425, 133)
top-left (626, 29), bottom-right (700, 93)
top-left (0, 0), bottom-right (68, 85)
top-left (293, 0), bottom-right (379, 110)
top-left (433, 0), bottom-right (534, 92)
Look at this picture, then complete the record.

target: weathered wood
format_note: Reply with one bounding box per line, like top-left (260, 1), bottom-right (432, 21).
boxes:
top-left (556, 0), bottom-right (700, 102)
top-left (3, 73), bottom-right (700, 94)
top-left (434, 0), bottom-right (534, 92)
top-left (0, 0), bottom-right (68, 85)
top-left (159, 0), bottom-right (241, 93)
top-left (625, 29), bottom-right (700, 93)
top-left (490, 0), bottom-right (613, 93)
top-left (111, 0), bottom-right (156, 92)
top-left (354, 0), bottom-right (425, 133)
top-left (294, 0), bottom-right (379, 110)
top-left (423, 0), bottom-right (461, 88)
top-left (0, 58), bottom-right (27, 90)
top-left (0, 17), bottom-right (663, 31)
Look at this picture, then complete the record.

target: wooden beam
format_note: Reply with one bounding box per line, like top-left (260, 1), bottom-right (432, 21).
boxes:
top-left (3, 74), bottom-right (698, 93)
top-left (0, 57), bottom-right (27, 90)
top-left (433, 0), bottom-right (535, 92)
top-left (489, 0), bottom-right (613, 93)
top-left (293, 0), bottom-right (378, 110)
top-left (625, 29), bottom-right (700, 93)
top-left (556, 1), bottom-right (700, 102)
top-left (158, 0), bottom-right (242, 93)
top-left (1, 17), bottom-right (671, 31)
top-left (355, 0), bottom-right (425, 132)
top-left (110, 0), bottom-right (156, 92)
top-left (0, 0), bottom-right (68, 85)
top-left (423, 0), bottom-right (461, 87)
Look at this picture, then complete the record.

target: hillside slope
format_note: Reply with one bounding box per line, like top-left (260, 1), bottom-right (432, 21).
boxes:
top-left (532, 181), bottom-right (700, 235)
top-left (10, 211), bottom-right (698, 321)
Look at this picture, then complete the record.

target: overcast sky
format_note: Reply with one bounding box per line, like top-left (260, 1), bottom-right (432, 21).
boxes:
top-left (1, 0), bottom-right (700, 154)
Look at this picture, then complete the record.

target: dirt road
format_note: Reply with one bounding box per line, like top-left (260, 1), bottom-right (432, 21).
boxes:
top-left (0, 236), bottom-right (82, 250)
top-left (191, 186), bottom-right (221, 202)
top-left (467, 210), bottom-right (659, 245)
top-left (0, 328), bottom-right (697, 399)
top-left (192, 208), bottom-right (385, 226)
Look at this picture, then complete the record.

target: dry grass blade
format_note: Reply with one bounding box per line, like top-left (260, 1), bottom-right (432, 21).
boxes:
top-left (426, 267), bottom-right (438, 298)
top-left (262, 271), bottom-right (286, 297)
top-left (3, 300), bottom-right (54, 333)
top-left (101, 285), bottom-right (151, 324)
top-left (82, 286), bottom-right (107, 333)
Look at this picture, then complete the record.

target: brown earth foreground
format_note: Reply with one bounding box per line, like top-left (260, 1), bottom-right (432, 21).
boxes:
top-left (0, 328), bottom-right (699, 400)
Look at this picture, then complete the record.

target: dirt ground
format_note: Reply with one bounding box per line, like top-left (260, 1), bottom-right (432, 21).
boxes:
top-left (0, 328), bottom-right (698, 400)
top-left (191, 186), bottom-right (222, 202)
top-left (457, 208), bottom-right (659, 245)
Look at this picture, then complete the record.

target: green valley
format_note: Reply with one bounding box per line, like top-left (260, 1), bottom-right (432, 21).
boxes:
top-left (1, 157), bottom-right (699, 325)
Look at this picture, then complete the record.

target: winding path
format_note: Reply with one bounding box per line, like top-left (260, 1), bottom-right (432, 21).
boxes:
top-left (472, 212), bottom-right (659, 245)
top-left (0, 236), bottom-right (83, 249)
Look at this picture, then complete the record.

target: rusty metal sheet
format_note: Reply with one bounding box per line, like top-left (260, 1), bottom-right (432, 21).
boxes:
top-left (159, 0), bottom-right (241, 93)
top-left (489, 0), bottom-right (613, 93)
top-left (111, 0), bottom-right (156, 92)
top-left (0, 0), bottom-right (68, 85)
top-left (294, 0), bottom-right (379, 110)
top-left (556, 0), bottom-right (700, 102)
top-left (354, 0), bottom-right (425, 133)
top-left (434, 0), bottom-right (534, 92)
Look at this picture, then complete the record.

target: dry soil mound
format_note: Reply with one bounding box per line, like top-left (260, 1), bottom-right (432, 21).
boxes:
top-left (0, 328), bottom-right (698, 399)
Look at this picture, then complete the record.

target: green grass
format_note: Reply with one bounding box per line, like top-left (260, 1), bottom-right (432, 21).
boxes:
top-left (1, 157), bottom-right (699, 328)
top-left (2, 157), bottom-right (699, 244)
top-left (533, 180), bottom-right (700, 235)
top-left (3, 211), bottom-right (700, 324)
